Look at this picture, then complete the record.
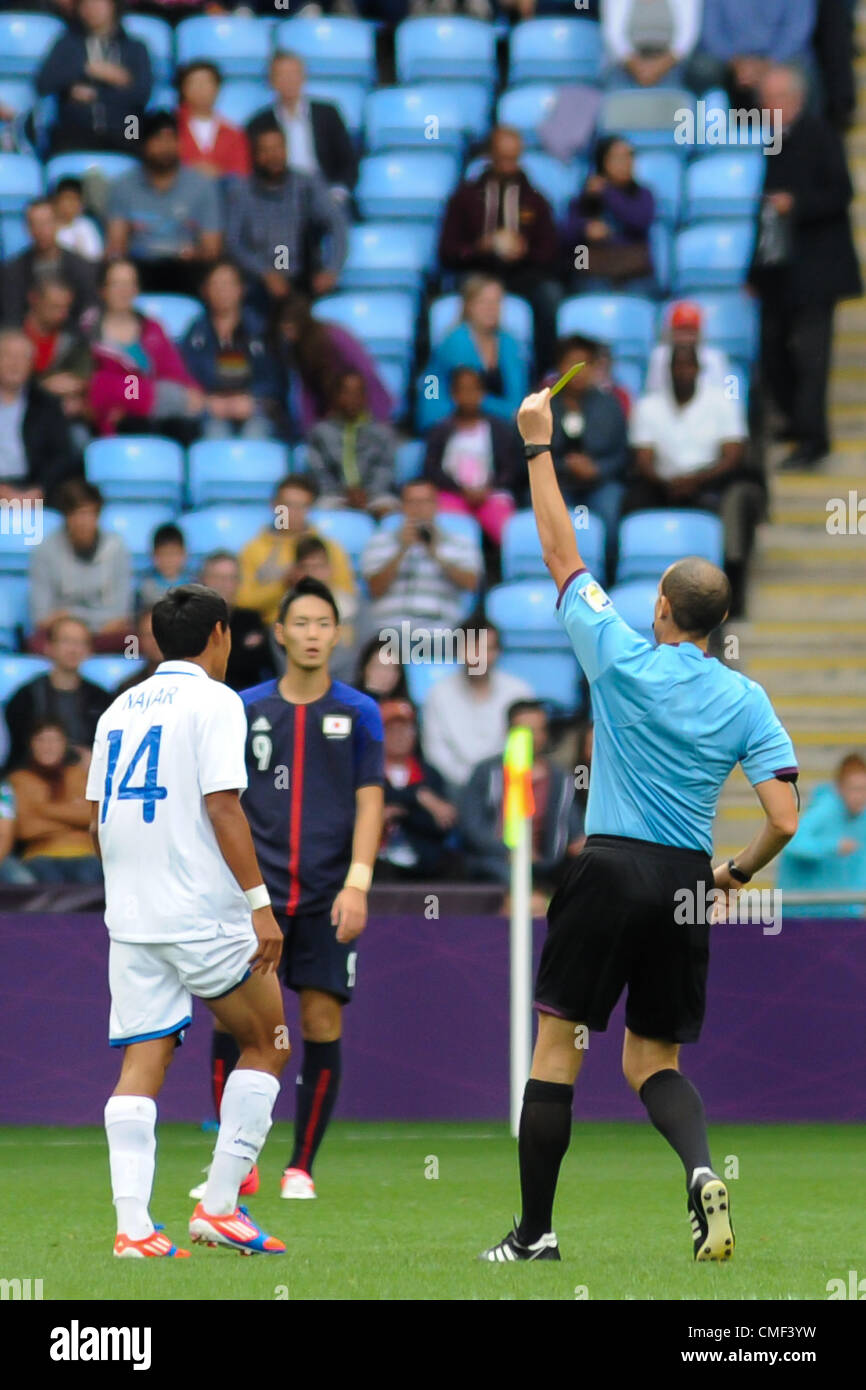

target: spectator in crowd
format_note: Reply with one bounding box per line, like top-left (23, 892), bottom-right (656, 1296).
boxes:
top-left (602, 0), bottom-right (701, 88)
top-left (236, 472), bottom-right (355, 626)
top-left (627, 344), bottom-right (761, 616)
top-left (0, 329), bottom-right (79, 502)
top-left (306, 370), bottom-right (398, 516)
top-left (376, 698), bottom-right (457, 881)
top-left (748, 64), bottom-right (862, 469)
top-left (547, 336), bottom-right (629, 570)
top-left (777, 753), bottom-right (866, 917)
top-left (115, 606), bottom-right (163, 694)
top-left (224, 126), bottom-right (348, 311)
top-left (29, 478), bottom-right (133, 652)
top-left (52, 177), bottom-right (104, 263)
top-left (354, 632), bottom-right (410, 703)
top-left (176, 60), bottom-right (250, 181)
top-left (22, 275), bottom-right (93, 450)
top-left (594, 342), bottom-right (633, 420)
top-left (246, 51), bottom-right (357, 200)
top-left (291, 533), bottom-right (360, 681)
top-left (106, 110), bottom-right (222, 294)
top-left (0, 780), bottom-right (35, 885)
top-left (417, 274), bottom-right (529, 432)
top-left (36, 0), bottom-right (152, 155)
top-left (2, 198), bottom-right (97, 326)
top-left (688, 0), bottom-right (818, 103)
top-left (136, 522), bottom-right (194, 611)
top-left (438, 126), bottom-right (561, 369)
top-left (274, 289), bottom-right (393, 434)
top-left (180, 257), bottom-right (282, 441)
top-left (569, 720), bottom-right (594, 853)
top-left (564, 136), bottom-right (655, 293)
top-left (3, 615), bottom-right (109, 772)
top-left (360, 478), bottom-right (483, 641)
top-left (646, 301), bottom-right (731, 395)
top-left (422, 366), bottom-right (521, 546)
top-left (459, 699), bottom-right (584, 896)
top-left (421, 619), bottom-right (533, 794)
top-left (85, 258), bottom-right (205, 437)
top-left (8, 720), bottom-right (102, 884)
top-left (198, 549), bottom-right (275, 692)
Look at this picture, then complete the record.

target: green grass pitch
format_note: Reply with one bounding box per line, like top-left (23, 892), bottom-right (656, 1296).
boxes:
top-left (4, 1121), bottom-right (862, 1301)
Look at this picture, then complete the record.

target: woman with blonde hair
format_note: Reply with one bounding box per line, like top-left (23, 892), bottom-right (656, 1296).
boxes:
top-left (417, 274), bottom-right (529, 432)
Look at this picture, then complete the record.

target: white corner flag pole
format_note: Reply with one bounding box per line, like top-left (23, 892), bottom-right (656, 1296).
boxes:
top-left (504, 726), bottom-right (534, 1138)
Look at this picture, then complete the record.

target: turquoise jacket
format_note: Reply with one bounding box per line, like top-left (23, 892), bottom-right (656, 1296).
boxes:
top-left (776, 783), bottom-right (866, 918)
top-left (416, 322), bottom-right (529, 433)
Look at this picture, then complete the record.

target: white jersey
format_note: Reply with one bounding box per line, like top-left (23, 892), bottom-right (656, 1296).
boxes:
top-left (85, 660), bottom-right (252, 944)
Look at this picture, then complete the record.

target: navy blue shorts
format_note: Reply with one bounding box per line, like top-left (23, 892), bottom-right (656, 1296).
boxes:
top-left (275, 908), bottom-right (358, 1004)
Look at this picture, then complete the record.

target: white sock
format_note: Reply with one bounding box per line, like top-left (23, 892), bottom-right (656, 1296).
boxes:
top-left (689, 1165), bottom-right (716, 1190)
top-left (105, 1095), bottom-right (157, 1240)
top-left (203, 1070), bottom-right (279, 1216)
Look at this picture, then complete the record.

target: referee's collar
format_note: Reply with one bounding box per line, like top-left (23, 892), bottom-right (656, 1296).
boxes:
top-left (155, 660), bottom-right (208, 678)
top-left (665, 642), bottom-right (712, 658)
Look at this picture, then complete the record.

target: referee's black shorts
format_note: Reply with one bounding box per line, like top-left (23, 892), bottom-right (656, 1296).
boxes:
top-left (534, 834), bottom-right (714, 1044)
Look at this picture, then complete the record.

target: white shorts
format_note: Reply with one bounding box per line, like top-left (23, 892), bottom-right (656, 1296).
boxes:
top-left (108, 924), bottom-right (257, 1047)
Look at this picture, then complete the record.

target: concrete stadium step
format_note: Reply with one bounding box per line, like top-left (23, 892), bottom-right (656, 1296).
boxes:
top-left (835, 299), bottom-right (866, 333)
top-left (830, 366), bottom-right (866, 404)
top-left (729, 620), bottom-right (866, 656)
top-left (741, 655), bottom-right (866, 696)
top-left (746, 583), bottom-right (866, 621)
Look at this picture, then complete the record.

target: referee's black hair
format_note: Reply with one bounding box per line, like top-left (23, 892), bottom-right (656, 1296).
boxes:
top-left (661, 557), bottom-right (731, 638)
top-left (277, 575), bottom-right (340, 625)
top-left (151, 584), bottom-right (229, 661)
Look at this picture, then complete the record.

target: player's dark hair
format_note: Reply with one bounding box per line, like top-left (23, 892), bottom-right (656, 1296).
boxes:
top-left (295, 533), bottom-right (328, 564)
top-left (278, 575), bottom-right (339, 625)
top-left (152, 522), bottom-right (185, 550)
top-left (507, 698), bottom-right (545, 726)
top-left (151, 584), bottom-right (228, 660)
top-left (661, 557), bottom-right (731, 638)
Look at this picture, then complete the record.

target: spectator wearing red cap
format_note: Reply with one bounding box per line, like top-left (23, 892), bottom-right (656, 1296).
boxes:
top-left (376, 699), bottom-right (457, 881)
top-left (646, 302), bottom-right (731, 396)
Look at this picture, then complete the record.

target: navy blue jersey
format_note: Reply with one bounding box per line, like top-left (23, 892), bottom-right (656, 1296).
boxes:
top-left (240, 679), bottom-right (384, 916)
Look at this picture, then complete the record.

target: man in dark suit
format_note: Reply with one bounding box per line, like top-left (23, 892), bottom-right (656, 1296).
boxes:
top-left (0, 330), bottom-right (79, 504)
top-left (749, 64), bottom-right (862, 469)
top-left (246, 51), bottom-right (357, 201)
top-left (2, 198), bottom-right (98, 328)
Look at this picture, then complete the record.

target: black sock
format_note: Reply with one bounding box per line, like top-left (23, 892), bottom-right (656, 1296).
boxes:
top-left (211, 1030), bottom-right (240, 1120)
top-left (516, 1078), bottom-right (573, 1245)
top-left (639, 1068), bottom-right (713, 1187)
top-left (289, 1040), bottom-right (342, 1176)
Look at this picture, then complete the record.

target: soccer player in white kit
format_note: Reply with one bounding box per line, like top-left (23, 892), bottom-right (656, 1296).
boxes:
top-left (86, 585), bottom-right (290, 1258)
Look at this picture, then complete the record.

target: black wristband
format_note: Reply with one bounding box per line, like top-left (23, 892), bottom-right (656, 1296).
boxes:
top-left (524, 442), bottom-right (552, 459)
top-left (727, 859), bottom-right (751, 884)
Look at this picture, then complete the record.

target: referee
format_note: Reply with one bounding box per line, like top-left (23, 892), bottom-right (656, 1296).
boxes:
top-left (481, 388), bottom-right (799, 1264)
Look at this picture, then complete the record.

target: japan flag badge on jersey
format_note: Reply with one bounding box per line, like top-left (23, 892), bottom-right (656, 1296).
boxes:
top-left (323, 715), bottom-right (352, 738)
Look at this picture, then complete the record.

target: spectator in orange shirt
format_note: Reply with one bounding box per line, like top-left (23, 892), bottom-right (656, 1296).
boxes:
top-left (8, 721), bottom-right (102, 884)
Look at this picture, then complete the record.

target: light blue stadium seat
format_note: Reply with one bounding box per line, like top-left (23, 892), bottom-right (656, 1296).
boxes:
top-left (520, 151), bottom-right (582, 220)
top-left (134, 294), bottom-right (202, 341)
top-left (188, 440), bottom-right (289, 508)
top-left (673, 220), bottom-right (755, 293)
top-left (45, 152), bottom-right (137, 187)
top-left (429, 292), bottom-right (533, 350)
top-left (502, 509), bottom-right (605, 582)
top-left (509, 18), bottom-right (603, 85)
top-left (356, 151), bottom-right (459, 221)
top-left (379, 508), bottom-right (482, 548)
top-left (650, 221), bottom-right (672, 293)
top-left (146, 83), bottom-right (178, 113)
top-left (305, 80), bottom-right (366, 138)
top-left (612, 358), bottom-right (644, 399)
top-left (684, 152), bottom-right (764, 222)
top-left (0, 79), bottom-right (35, 118)
top-left (178, 505), bottom-right (271, 560)
top-left (634, 150), bottom-right (683, 226)
top-left (123, 14), bottom-right (174, 86)
top-left (1, 213), bottom-right (29, 259)
top-left (607, 580), bottom-right (657, 642)
top-left (395, 440), bottom-right (425, 486)
top-left (498, 649), bottom-right (580, 711)
top-left (0, 575), bottom-right (29, 650)
top-left (313, 292), bottom-right (416, 360)
top-left (0, 153), bottom-right (42, 214)
top-left (496, 85), bottom-right (560, 150)
top-left (80, 655), bottom-right (145, 692)
top-left (660, 291), bottom-right (759, 362)
top-left (0, 13), bottom-right (63, 79)
top-left (405, 659), bottom-right (459, 709)
top-left (307, 508), bottom-right (376, 569)
top-left (100, 502), bottom-right (176, 570)
top-left (214, 81), bottom-right (271, 128)
top-left (0, 654), bottom-right (51, 703)
top-left (276, 16), bottom-right (376, 85)
top-left (0, 507), bottom-right (62, 575)
top-left (557, 294), bottom-right (656, 362)
top-left (375, 358), bottom-right (409, 416)
top-left (340, 222), bottom-right (435, 294)
top-left (600, 88), bottom-right (695, 150)
top-left (396, 17), bottom-right (496, 85)
top-left (486, 580), bottom-right (567, 650)
top-left (85, 436), bottom-right (185, 506)
top-left (365, 83), bottom-right (489, 153)
top-left (617, 509), bottom-right (724, 583)
top-left (176, 16), bottom-right (272, 80)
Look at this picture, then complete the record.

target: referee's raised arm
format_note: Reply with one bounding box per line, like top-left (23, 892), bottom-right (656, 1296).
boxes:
top-left (517, 388), bottom-right (584, 592)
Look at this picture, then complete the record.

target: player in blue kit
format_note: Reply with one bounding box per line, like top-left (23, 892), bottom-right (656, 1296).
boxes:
top-left (192, 576), bottom-right (384, 1201)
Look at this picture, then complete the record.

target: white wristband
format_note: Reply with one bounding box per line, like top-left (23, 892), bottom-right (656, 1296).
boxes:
top-left (344, 862), bottom-right (372, 893)
top-left (244, 884), bottom-right (271, 911)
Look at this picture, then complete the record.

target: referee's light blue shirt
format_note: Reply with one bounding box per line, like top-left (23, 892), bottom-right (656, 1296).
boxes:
top-left (558, 570), bottom-right (798, 855)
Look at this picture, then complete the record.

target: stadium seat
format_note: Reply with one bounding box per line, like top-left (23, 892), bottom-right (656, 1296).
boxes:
top-left (365, 83), bottom-right (490, 153)
top-left (612, 358), bottom-right (644, 400)
top-left (134, 294), bottom-right (202, 341)
top-left (214, 81), bottom-right (271, 128)
top-left (498, 649), bottom-right (580, 710)
top-left (600, 88), bottom-right (695, 150)
top-left (0, 575), bottom-right (29, 650)
top-left (633, 150), bottom-right (683, 227)
top-left (80, 655), bottom-right (145, 692)
top-left (100, 502), bottom-right (176, 572)
top-left (305, 80), bottom-right (366, 139)
top-left (496, 85), bottom-right (560, 150)
top-left (508, 18), bottom-right (603, 85)
top-left (307, 508), bottom-right (376, 570)
top-left (660, 292), bottom-right (759, 363)
top-left (356, 151), bottom-right (459, 221)
top-left (375, 358), bottom-right (409, 416)
top-left (0, 654), bottom-right (51, 703)
top-left (0, 13), bottom-right (63, 80)
top-left (395, 17), bottom-right (496, 85)
top-left (405, 659), bottom-right (459, 710)
top-left (275, 17), bottom-right (376, 85)
top-left (429, 292), bottom-right (533, 350)
top-left (607, 580), bottom-right (657, 642)
top-left (313, 292), bottom-right (416, 361)
top-left (123, 14), bottom-right (174, 86)
top-left (340, 222), bottom-right (436, 294)
top-left (0, 153), bottom-right (42, 214)
top-left (178, 505), bottom-right (271, 560)
top-left (146, 83), bottom-right (178, 113)
top-left (175, 16), bottom-right (272, 80)
top-left (684, 152), bottom-right (764, 222)
top-left (486, 580), bottom-right (568, 650)
top-left (0, 507), bottom-right (62, 575)
top-left (0, 79), bottom-right (35, 118)
top-left (672, 221), bottom-right (755, 293)
top-left (650, 221), bottom-right (672, 293)
top-left (520, 152), bottom-right (583, 220)
top-left (1, 214), bottom-right (29, 259)
top-left (617, 509), bottom-right (724, 583)
top-left (85, 437), bottom-right (185, 506)
top-left (45, 152), bottom-right (137, 187)
top-left (502, 509), bottom-right (605, 582)
top-left (395, 440), bottom-right (425, 486)
top-left (556, 295), bottom-right (656, 363)
top-left (188, 440), bottom-right (290, 508)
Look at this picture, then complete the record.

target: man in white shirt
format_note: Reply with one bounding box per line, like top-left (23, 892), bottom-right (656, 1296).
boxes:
top-left (86, 584), bottom-right (288, 1259)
